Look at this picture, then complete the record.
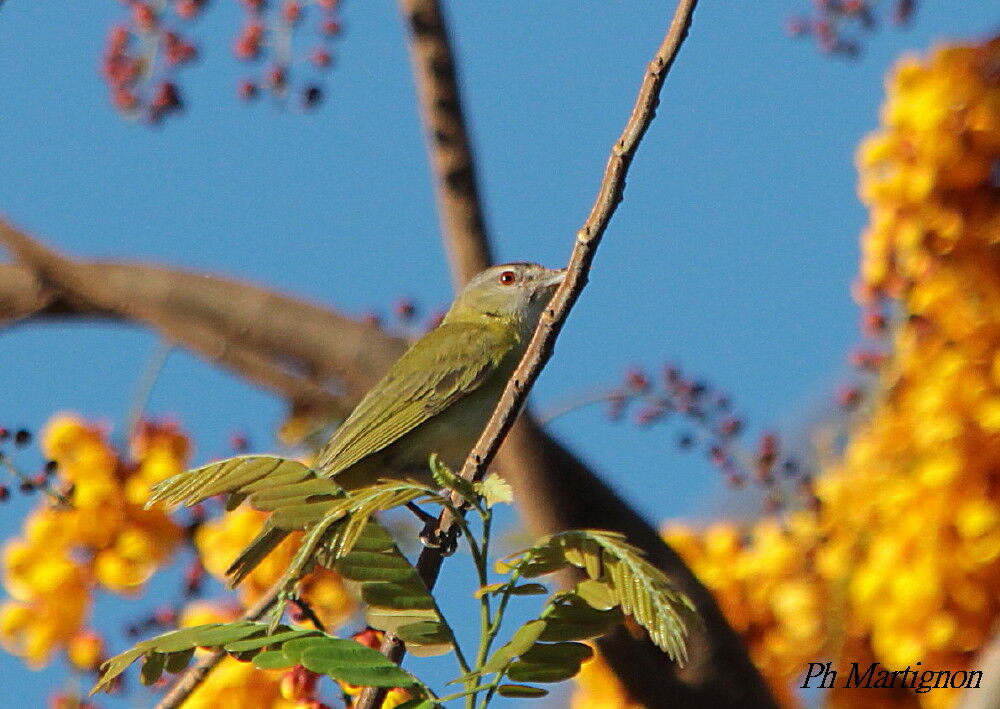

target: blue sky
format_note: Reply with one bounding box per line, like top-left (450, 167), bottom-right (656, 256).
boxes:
top-left (0, 1), bottom-right (996, 706)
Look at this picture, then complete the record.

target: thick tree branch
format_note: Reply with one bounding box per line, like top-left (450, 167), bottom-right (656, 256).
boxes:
top-left (399, 0), bottom-right (494, 290)
top-left (0, 220), bottom-right (407, 420)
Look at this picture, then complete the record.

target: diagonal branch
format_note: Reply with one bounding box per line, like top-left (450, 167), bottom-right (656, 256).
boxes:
top-left (353, 4), bottom-right (773, 709)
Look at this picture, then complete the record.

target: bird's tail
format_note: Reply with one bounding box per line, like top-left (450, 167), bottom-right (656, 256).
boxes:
top-left (225, 524), bottom-right (290, 588)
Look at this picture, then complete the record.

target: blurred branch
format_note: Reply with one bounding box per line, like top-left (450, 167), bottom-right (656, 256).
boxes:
top-left (398, 0), bottom-right (493, 290)
top-left (0, 220), bottom-right (407, 420)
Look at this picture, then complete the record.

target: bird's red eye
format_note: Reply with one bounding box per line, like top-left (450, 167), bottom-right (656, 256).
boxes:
top-left (498, 270), bottom-right (517, 286)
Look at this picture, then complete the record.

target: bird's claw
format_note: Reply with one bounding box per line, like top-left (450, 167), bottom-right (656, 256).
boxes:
top-left (419, 523), bottom-right (460, 556)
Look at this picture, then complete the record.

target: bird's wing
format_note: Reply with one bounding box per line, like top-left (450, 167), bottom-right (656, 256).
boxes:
top-left (314, 321), bottom-right (520, 477)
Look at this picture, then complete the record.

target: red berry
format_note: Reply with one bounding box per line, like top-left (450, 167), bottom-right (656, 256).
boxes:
top-left (282, 0), bottom-right (302, 24)
top-left (267, 65), bottom-right (287, 90)
top-left (230, 432), bottom-right (249, 452)
top-left (108, 25), bottom-right (130, 53)
top-left (238, 80), bottom-right (258, 101)
top-left (320, 18), bottom-right (341, 36)
top-left (393, 298), bottom-right (416, 321)
top-left (113, 87), bottom-right (139, 111)
top-left (625, 368), bottom-right (649, 392)
top-left (719, 417), bottom-right (742, 436)
top-left (132, 2), bottom-right (157, 33)
top-left (837, 386), bottom-right (862, 410)
top-left (310, 48), bottom-right (332, 68)
top-left (234, 22), bottom-right (264, 60)
top-left (175, 0), bottom-right (202, 20)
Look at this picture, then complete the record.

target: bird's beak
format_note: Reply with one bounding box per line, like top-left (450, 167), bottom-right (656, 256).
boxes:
top-left (542, 268), bottom-right (567, 288)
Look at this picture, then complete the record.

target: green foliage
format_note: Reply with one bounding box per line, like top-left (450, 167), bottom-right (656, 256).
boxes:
top-left (502, 530), bottom-right (694, 662)
top-left (330, 520), bottom-right (453, 657)
top-left (92, 622), bottom-right (424, 696)
top-left (429, 453), bottom-right (477, 504)
top-left (146, 456), bottom-right (321, 511)
top-left (475, 473), bottom-right (513, 508)
top-left (481, 620), bottom-right (547, 673)
top-left (496, 684), bottom-right (549, 698)
top-left (116, 454), bottom-right (697, 707)
top-left (506, 641), bottom-right (593, 683)
top-left (316, 480), bottom-right (444, 560)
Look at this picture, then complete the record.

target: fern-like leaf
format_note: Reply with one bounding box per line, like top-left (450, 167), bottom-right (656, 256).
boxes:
top-left (506, 530), bottom-right (695, 663)
top-left (92, 622), bottom-right (427, 695)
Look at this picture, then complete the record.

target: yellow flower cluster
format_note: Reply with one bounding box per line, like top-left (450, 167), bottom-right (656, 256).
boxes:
top-left (194, 506), bottom-right (357, 629)
top-left (1, 416), bottom-right (185, 667)
top-left (821, 34), bottom-right (1000, 708)
top-left (573, 35), bottom-right (1000, 709)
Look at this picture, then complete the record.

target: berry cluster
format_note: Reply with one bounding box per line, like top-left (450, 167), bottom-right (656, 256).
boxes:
top-left (234, 0), bottom-right (345, 109)
top-left (544, 364), bottom-right (811, 513)
top-left (101, 1), bottom-right (204, 123)
top-left (0, 426), bottom-right (67, 502)
top-left (786, 0), bottom-right (916, 57)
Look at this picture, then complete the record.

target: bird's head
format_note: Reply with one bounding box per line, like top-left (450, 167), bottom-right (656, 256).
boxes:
top-left (444, 262), bottom-right (566, 334)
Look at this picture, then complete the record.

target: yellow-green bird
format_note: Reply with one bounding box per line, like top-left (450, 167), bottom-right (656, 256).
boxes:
top-left (147, 262), bottom-right (565, 585)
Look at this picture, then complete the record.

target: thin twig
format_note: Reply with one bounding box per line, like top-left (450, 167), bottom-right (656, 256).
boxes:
top-left (290, 596), bottom-right (326, 633)
top-left (124, 341), bottom-right (173, 446)
top-left (152, 581), bottom-right (282, 709)
top-left (356, 2), bottom-right (699, 707)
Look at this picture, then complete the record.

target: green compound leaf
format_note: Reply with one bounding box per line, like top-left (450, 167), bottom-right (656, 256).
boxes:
top-left (481, 620), bottom-right (547, 674)
top-left (92, 622), bottom-right (427, 696)
top-left (252, 650), bottom-right (296, 671)
top-left (496, 684), bottom-right (550, 698)
top-left (139, 652), bottom-right (166, 686)
top-left (509, 583), bottom-right (549, 596)
top-left (538, 593), bottom-right (623, 642)
top-left (299, 638), bottom-right (418, 687)
top-left (505, 642), bottom-right (593, 683)
top-left (146, 456), bottom-right (314, 510)
top-left (281, 636), bottom-right (331, 665)
top-left (394, 621), bottom-right (453, 646)
top-left (164, 648), bottom-right (195, 674)
top-left (224, 628), bottom-right (322, 653)
top-left (429, 454), bottom-right (476, 504)
top-left (93, 622), bottom-right (274, 694)
top-left (474, 581), bottom-right (547, 599)
top-left (504, 530), bottom-right (696, 664)
top-left (473, 582), bottom-right (508, 599)
top-left (333, 521), bottom-right (453, 657)
top-left (574, 579), bottom-right (618, 610)
top-left (314, 480), bottom-right (440, 560)
top-left (394, 700), bottom-right (440, 709)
